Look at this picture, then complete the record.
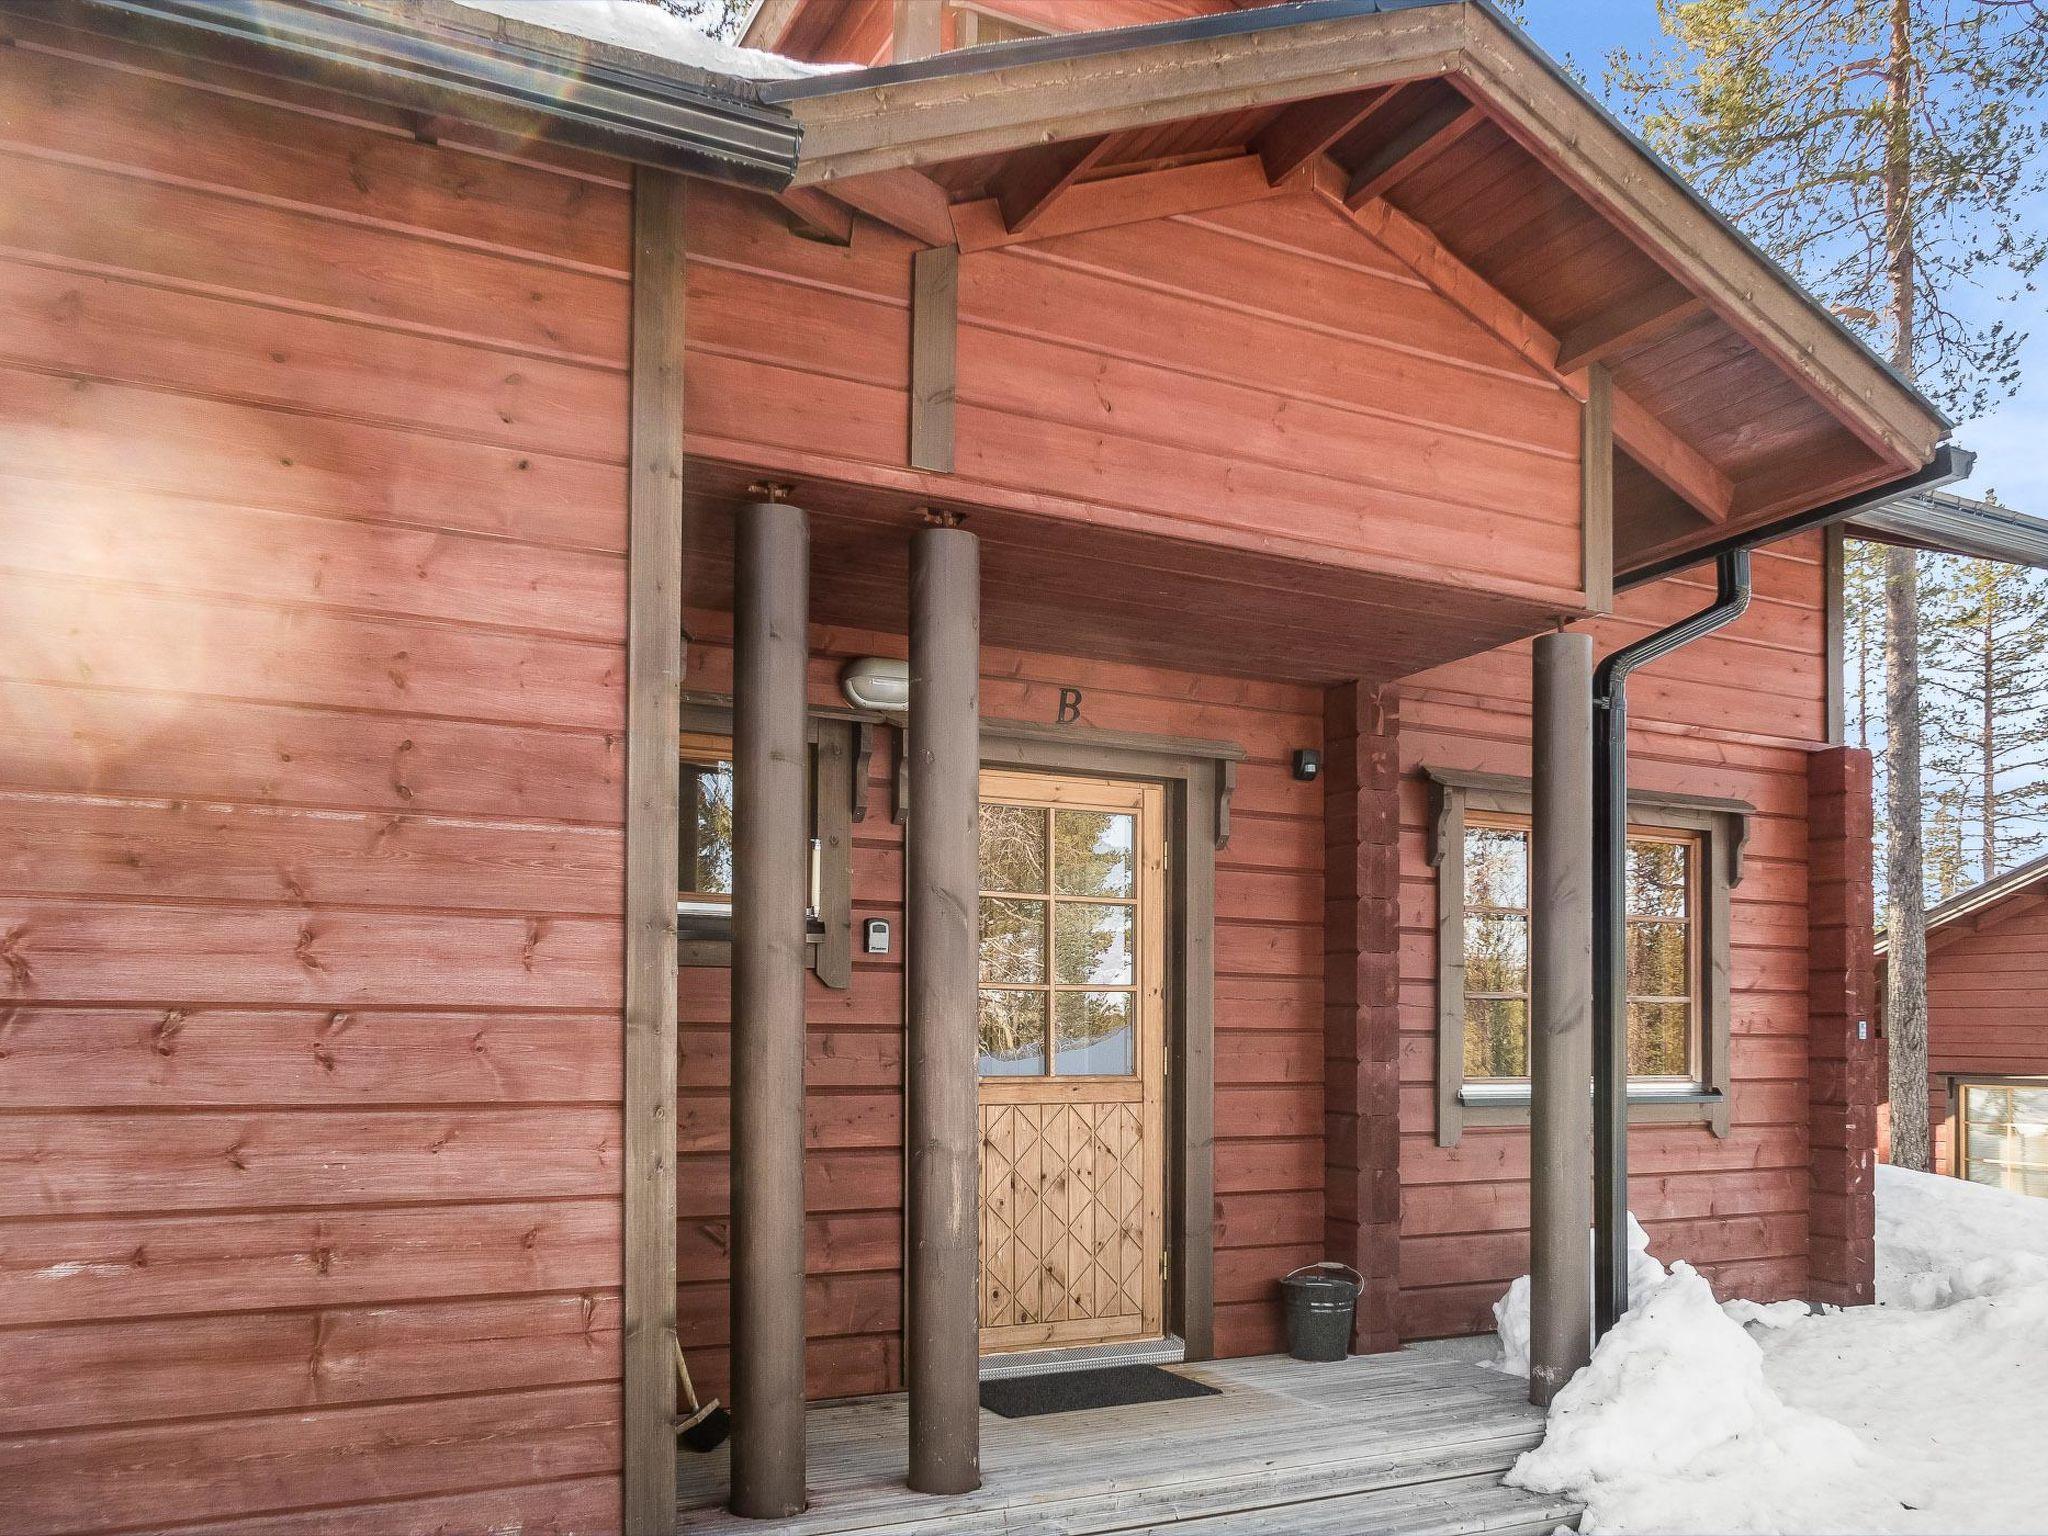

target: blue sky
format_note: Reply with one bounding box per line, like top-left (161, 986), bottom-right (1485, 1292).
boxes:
top-left (1515, 2), bottom-right (2048, 516)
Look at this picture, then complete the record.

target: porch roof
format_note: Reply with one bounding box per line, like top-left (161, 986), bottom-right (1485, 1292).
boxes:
top-left (758, 0), bottom-right (1956, 581)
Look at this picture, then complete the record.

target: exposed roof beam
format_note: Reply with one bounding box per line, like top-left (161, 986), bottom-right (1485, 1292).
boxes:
top-left (1608, 389), bottom-right (1733, 524)
top-left (1251, 84), bottom-right (1399, 185)
top-left (892, 0), bottom-right (943, 62)
top-left (826, 166), bottom-right (957, 246)
top-left (1343, 96), bottom-right (1484, 208)
top-left (1554, 288), bottom-right (1707, 373)
top-left (953, 153), bottom-right (1304, 253)
top-left (778, 184), bottom-right (855, 244)
top-left (994, 134), bottom-right (1112, 234)
top-left (1332, 182), bottom-right (1731, 523)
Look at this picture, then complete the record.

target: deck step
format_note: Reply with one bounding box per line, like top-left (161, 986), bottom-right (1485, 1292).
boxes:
top-left (1118, 1470), bottom-right (1579, 1535)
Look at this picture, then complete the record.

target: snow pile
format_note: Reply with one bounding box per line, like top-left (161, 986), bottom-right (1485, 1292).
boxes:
top-left (1491, 1213), bottom-right (1667, 1377)
top-left (451, 0), bottom-right (846, 81)
top-left (1506, 1264), bottom-right (1897, 1534)
top-left (1876, 1161), bottom-right (2048, 1306)
top-left (1499, 1173), bottom-right (2048, 1534)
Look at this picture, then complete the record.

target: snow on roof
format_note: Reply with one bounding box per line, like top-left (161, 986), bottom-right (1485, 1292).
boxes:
top-left (450, 0), bottom-right (843, 82)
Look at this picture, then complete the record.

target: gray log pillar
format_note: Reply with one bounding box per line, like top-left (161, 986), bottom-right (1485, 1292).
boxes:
top-left (730, 499), bottom-right (810, 1518)
top-left (1529, 630), bottom-right (1595, 1406)
top-left (906, 522), bottom-right (982, 1496)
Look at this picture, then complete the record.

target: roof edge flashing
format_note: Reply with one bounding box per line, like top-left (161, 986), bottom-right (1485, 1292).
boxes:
top-left (43, 0), bottom-right (804, 187)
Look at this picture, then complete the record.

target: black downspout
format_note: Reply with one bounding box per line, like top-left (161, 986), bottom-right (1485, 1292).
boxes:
top-left (1591, 549), bottom-right (1753, 1335)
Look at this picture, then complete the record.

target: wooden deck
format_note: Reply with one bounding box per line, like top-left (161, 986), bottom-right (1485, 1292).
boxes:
top-left (676, 1349), bottom-right (1578, 1534)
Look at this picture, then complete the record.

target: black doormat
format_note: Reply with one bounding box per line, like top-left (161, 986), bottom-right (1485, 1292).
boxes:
top-left (979, 1364), bottom-right (1221, 1419)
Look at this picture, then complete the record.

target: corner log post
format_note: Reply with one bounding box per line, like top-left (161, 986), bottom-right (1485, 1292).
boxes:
top-left (906, 518), bottom-right (983, 1496)
top-left (622, 165), bottom-right (684, 1536)
top-left (729, 496), bottom-right (812, 1518)
top-left (1528, 629), bottom-right (1594, 1405)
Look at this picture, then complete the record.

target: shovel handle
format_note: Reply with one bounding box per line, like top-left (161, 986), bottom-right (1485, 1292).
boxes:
top-left (673, 1337), bottom-right (703, 1415)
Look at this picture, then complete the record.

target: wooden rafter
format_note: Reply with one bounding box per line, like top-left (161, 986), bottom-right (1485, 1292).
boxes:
top-left (1331, 181), bottom-right (1732, 523)
top-left (1251, 84), bottom-right (1399, 185)
top-left (778, 2), bottom-right (1939, 471)
top-left (994, 134), bottom-right (1112, 234)
top-left (953, 153), bottom-right (1306, 253)
top-left (1343, 96), bottom-right (1484, 208)
top-left (829, 166), bottom-right (956, 247)
top-left (1554, 288), bottom-right (1707, 373)
top-left (779, 184), bottom-right (854, 245)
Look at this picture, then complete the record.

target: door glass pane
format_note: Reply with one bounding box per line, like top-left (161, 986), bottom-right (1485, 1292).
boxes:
top-left (980, 897), bottom-right (1046, 984)
top-left (979, 988), bottom-right (1047, 1075)
top-left (1464, 997), bottom-right (1528, 1078)
top-left (1628, 1001), bottom-right (1691, 1078)
top-left (1054, 991), bottom-right (1134, 1075)
top-left (980, 803), bottom-right (1047, 893)
top-left (1053, 810), bottom-right (1135, 898)
top-left (1054, 902), bottom-right (1134, 986)
top-left (1466, 912), bottom-right (1528, 995)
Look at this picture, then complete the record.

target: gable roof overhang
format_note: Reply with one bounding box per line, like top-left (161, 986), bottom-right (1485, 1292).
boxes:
top-left (758, 0), bottom-right (1955, 579)
top-left (1878, 850), bottom-right (2048, 957)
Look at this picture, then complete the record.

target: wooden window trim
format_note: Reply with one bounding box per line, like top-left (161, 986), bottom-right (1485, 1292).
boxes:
top-left (1424, 766), bottom-right (1747, 1147)
top-left (676, 698), bottom-right (857, 988)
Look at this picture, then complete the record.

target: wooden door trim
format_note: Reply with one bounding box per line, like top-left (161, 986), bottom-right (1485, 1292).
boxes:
top-left (976, 770), bottom-right (1166, 1355)
top-left (974, 731), bottom-right (1222, 1361)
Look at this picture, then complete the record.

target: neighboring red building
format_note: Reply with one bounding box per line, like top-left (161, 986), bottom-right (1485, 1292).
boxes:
top-left (1880, 854), bottom-right (2048, 1195)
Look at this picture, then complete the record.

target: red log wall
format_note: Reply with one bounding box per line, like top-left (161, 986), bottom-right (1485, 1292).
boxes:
top-left (1393, 539), bottom-right (1835, 1337)
top-left (1808, 746), bottom-right (1878, 1304)
top-left (0, 29), bottom-right (631, 1533)
top-left (674, 617), bottom-right (1327, 1399)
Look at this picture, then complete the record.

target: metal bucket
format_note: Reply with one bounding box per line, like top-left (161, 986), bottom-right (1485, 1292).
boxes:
top-left (1280, 1262), bottom-right (1362, 1362)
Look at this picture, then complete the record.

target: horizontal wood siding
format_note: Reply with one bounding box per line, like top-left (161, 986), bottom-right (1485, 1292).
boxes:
top-left (677, 618), bottom-right (1325, 1390)
top-left (0, 32), bottom-right (629, 1534)
top-left (682, 184), bottom-right (1584, 606)
top-left (1394, 539), bottom-right (1830, 1337)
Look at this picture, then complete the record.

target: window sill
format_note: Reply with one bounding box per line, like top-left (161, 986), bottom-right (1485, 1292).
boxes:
top-left (1458, 1084), bottom-right (1724, 1108)
top-left (1454, 1082), bottom-right (1728, 1135)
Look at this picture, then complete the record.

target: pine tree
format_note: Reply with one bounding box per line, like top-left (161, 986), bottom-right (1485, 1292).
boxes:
top-left (1609, 0), bottom-right (2048, 1173)
top-left (1920, 537), bottom-right (2048, 880)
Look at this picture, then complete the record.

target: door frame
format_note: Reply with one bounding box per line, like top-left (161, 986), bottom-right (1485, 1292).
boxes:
top-left (962, 719), bottom-right (1233, 1360)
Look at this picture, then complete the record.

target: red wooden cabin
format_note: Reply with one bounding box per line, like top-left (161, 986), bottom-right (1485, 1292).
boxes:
top-left (1879, 855), bottom-right (2048, 1194)
top-left (0, 0), bottom-right (1974, 1530)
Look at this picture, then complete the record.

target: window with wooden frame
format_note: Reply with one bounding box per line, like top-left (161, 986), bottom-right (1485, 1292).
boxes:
top-left (675, 699), bottom-right (859, 989)
top-left (1952, 1078), bottom-right (2048, 1198)
top-left (1426, 767), bottom-right (1747, 1146)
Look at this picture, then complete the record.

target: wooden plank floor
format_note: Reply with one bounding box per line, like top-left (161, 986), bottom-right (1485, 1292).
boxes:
top-left (677, 1350), bottom-right (1578, 1534)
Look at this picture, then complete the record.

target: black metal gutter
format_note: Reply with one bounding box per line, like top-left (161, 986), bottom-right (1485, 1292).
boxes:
top-left (28, 0), bottom-right (803, 189)
top-left (1591, 551), bottom-right (1752, 1336)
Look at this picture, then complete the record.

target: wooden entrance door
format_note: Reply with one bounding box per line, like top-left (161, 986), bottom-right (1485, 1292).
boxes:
top-left (976, 769), bottom-right (1167, 1354)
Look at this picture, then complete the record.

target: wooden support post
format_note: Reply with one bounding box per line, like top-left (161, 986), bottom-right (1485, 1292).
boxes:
top-left (906, 521), bottom-right (981, 1497)
top-left (910, 247), bottom-right (958, 474)
top-left (893, 0), bottom-right (942, 62)
top-left (1529, 631), bottom-right (1594, 1406)
top-left (1581, 364), bottom-right (1614, 615)
top-left (729, 498), bottom-right (811, 1520)
top-left (623, 165), bottom-right (684, 1536)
